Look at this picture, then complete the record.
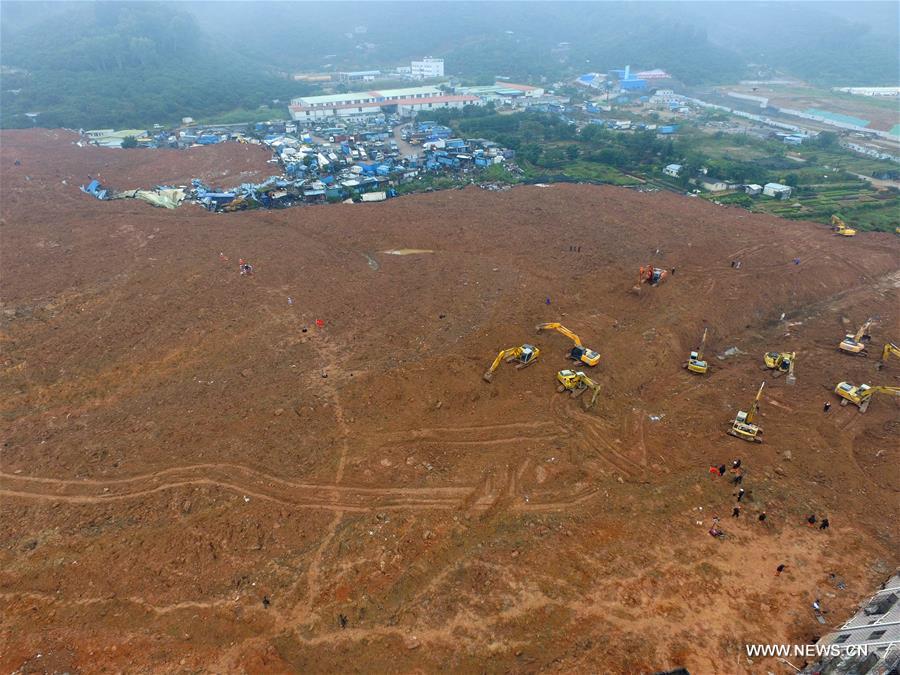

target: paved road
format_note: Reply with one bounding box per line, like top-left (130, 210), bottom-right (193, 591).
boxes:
top-left (392, 124), bottom-right (422, 158)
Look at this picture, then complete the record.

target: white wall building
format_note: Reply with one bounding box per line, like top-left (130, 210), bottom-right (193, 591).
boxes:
top-left (289, 86), bottom-right (477, 121)
top-left (763, 182), bottom-right (793, 199)
top-left (833, 86), bottom-right (899, 97)
top-left (411, 57), bottom-right (444, 80)
top-left (663, 163), bottom-right (682, 177)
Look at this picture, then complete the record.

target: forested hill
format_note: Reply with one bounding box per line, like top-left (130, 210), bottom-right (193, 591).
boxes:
top-left (0, 2), bottom-right (310, 129)
top-left (1, 1), bottom-right (897, 130)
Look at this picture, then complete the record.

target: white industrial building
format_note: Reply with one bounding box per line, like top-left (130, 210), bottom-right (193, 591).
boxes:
top-left (411, 57), bottom-right (444, 80)
top-left (289, 86), bottom-right (479, 121)
top-left (663, 163), bottom-right (682, 177)
top-left (763, 182), bottom-right (793, 199)
top-left (833, 86), bottom-right (899, 97)
top-left (337, 70), bottom-right (381, 83)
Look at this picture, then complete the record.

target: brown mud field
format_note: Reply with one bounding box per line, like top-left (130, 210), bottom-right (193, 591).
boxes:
top-left (1, 129), bottom-right (898, 673)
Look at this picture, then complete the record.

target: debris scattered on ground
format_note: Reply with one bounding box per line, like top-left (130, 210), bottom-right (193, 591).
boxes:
top-left (717, 346), bottom-right (744, 360)
top-left (382, 249), bottom-right (434, 255)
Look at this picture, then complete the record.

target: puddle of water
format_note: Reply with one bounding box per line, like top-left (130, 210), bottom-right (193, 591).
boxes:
top-left (382, 249), bottom-right (434, 256)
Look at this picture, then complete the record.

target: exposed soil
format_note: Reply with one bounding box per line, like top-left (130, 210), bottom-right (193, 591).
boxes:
top-left (1, 129), bottom-right (898, 674)
top-left (723, 83), bottom-right (900, 132)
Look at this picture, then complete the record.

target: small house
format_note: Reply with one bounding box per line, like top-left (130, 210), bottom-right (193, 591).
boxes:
top-left (763, 182), bottom-right (793, 199)
top-left (700, 177), bottom-right (728, 193)
top-left (663, 164), bottom-right (683, 178)
top-left (744, 184), bottom-right (762, 196)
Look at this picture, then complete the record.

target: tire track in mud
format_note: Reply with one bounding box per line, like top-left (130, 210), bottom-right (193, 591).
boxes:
top-left (0, 465), bottom-right (471, 511)
top-left (546, 392), bottom-right (640, 480)
top-left (288, 336), bottom-right (352, 628)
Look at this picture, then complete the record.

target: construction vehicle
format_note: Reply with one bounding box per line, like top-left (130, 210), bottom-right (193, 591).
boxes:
top-left (728, 382), bottom-right (765, 442)
top-left (483, 344), bottom-right (540, 382)
top-left (556, 369), bottom-right (602, 409)
top-left (764, 351), bottom-right (795, 376)
top-left (833, 382), bottom-right (900, 413)
top-left (639, 265), bottom-right (668, 286)
top-left (831, 214), bottom-right (857, 237)
top-left (880, 342), bottom-right (899, 366)
top-left (685, 328), bottom-right (709, 374)
top-left (839, 319), bottom-right (873, 356)
top-left (536, 322), bottom-right (600, 367)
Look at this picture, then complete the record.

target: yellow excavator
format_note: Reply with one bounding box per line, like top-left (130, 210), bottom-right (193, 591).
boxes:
top-left (728, 382), bottom-right (765, 442)
top-left (831, 214), bottom-right (857, 237)
top-left (685, 328), bottom-right (709, 374)
top-left (764, 351), bottom-right (795, 376)
top-left (881, 342), bottom-right (899, 366)
top-left (839, 319), bottom-right (873, 356)
top-left (536, 322), bottom-right (601, 367)
top-left (483, 344), bottom-right (540, 382)
top-left (556, 369), bottom-right (602, 409)
top-left (833, 382), bottom-right (900, 413)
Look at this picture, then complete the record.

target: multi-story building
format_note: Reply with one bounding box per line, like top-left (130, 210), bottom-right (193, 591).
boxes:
top-left (289, 86), bottom-right (479, 121)
top-left (411, 57), bottom-right (444, 80)
top-left (802, 572), bottom-right (900, 674)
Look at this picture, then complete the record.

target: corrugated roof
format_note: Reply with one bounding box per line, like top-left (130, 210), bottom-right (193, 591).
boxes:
top-left (371, 86), bottom-right (442, 98)
top-left (290, 95), bottom-right (478, 113)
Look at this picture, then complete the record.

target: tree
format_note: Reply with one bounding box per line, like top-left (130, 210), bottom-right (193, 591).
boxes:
top-left (121, 135), bottom-right (138, 148)
top-left (815, 131), bottom-right (839, 149)
top-left (564, 145), bottom-right (580, 161)
top-left (538, 147), bottom-right (566, 168)
top-left (520, 143), bottom-right (542, 164)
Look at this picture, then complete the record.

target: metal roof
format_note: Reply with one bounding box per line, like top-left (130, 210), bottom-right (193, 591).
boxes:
top-left (802, 573), bottom-right (900, 674)
top-left (372, 86), bottom-right (442, 98)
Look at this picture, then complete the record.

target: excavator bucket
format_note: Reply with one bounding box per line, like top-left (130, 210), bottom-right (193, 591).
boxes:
top-left (483, 371), bottom-right (495, 383)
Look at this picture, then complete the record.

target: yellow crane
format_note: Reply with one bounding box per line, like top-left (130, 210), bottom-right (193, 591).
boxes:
top-left (764, 351), bottom-right (795, 376)
top-left (833, 382), bottom-right (900, 413)
top-left (728, 381), bottom-right (765, 443)
top-left (831, 214), bottom-right (857, 237)
top-left (839, 319), bottom-right (873, 356)
top-left (483, 344), bottom-right (540, 382)
top-left (536, 322), bottom-right (601, 367)
top-left (685, 328), bottom-right (709, 374)
top-left (556, 369), bottom-right (602, 409)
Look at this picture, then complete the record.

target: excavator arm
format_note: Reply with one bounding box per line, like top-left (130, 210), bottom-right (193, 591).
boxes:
top-left (537, 322), bottom-right (601, 366)
top-left (854, 320), bottom-right (872, 343)
top-left (536, 322), bottom-right (583, 347)
top-left (882, 343), bottom-right (900, 363)
top-left (746, 382), bottom-right (766, 425)
top-left (863, 386), bottom-right (900, 400)
top-left (485, 348), bottom-right (517, 378)
top-left (696, 328), bottom-right (707, 360)
top-left (582, 376), bottom-right (602, 409)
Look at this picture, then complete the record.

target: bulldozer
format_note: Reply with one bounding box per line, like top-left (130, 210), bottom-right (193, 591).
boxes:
top-left (556, 369), bottom-right (602, 409)
top-left (483, 344), bottom-right (540, 382)
top-left (639, 265), bottom-right (668, 286)
top-left (831, 214), bottom-right (857, 237)
top-left (685, 328), bottom-right (709, 374)
top-left (728, 382), bottom-right (765, 443)
top-left (839, 319), bottom-right (873, 356)
top-left (536, 322), bottom-right (600, 367)
top-left (833, 382), bottom-right (900, 413)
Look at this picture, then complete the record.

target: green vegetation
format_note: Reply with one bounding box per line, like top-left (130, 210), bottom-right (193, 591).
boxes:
top-left (395, 175), bottom-right (466, 196)
top-left (428, 106), bottom-right (898, 233)
top-left (0, 2), bottom-right (311, 129)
